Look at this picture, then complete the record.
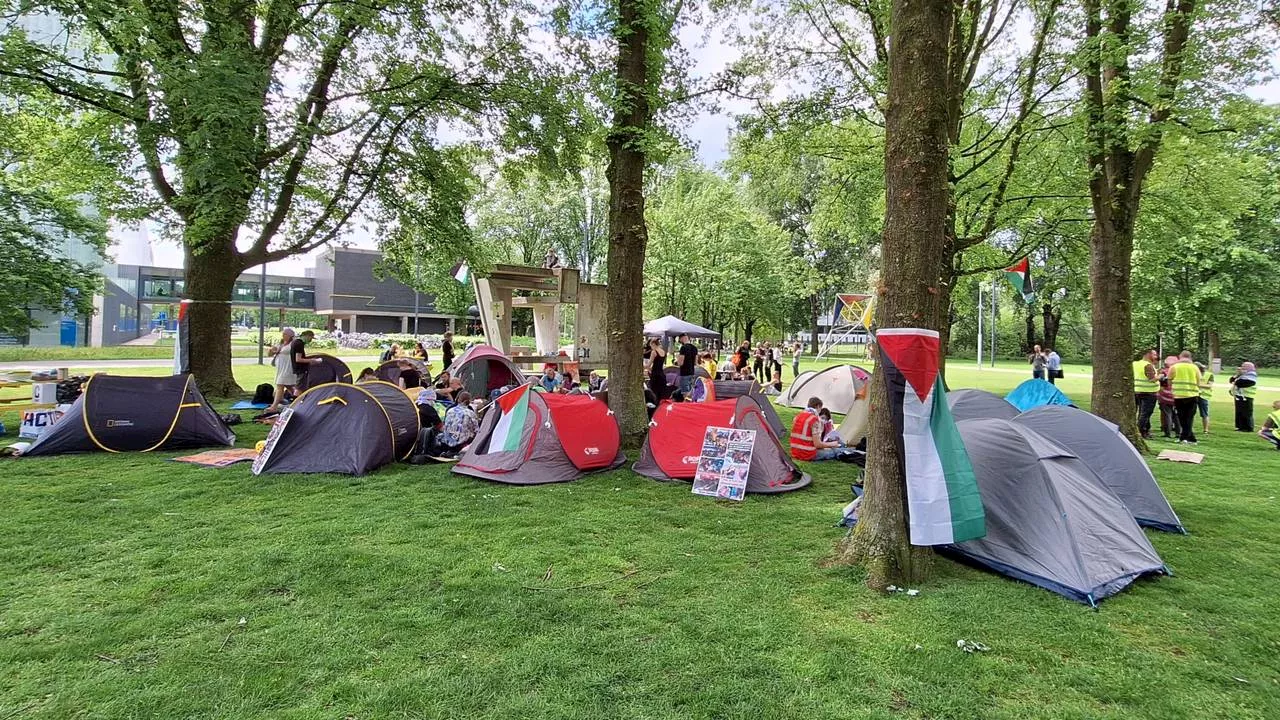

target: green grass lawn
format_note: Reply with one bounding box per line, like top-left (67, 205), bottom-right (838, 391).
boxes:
top-left (2, 362), bottom-right (1279, 719)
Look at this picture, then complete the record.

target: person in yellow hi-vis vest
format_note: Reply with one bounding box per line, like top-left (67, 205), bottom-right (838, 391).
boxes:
top-left (1167, 351), bottom-right (1203, 444)
top-left (1132, 349), bottom-right (1160, 440)
top-left (1260, 400), bottom-right (1280, 451)
top-left (1195, 362), bottom-right (1214, 435)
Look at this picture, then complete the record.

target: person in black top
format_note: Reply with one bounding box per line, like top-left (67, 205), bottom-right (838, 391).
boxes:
top-left (677, 333), bottom-right (698, 395)
top-left (441, 332), bottom-right (455, 370)
top-left (290, 330), bottom-right (320, 388)
top-left (647, 339), bottom-right (671, 402)
top-left (396, 359), bottom-right (422, 389)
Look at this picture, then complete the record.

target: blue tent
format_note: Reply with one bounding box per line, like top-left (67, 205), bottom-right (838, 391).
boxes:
top-left (1005, 378), bottom-right (1074, 412)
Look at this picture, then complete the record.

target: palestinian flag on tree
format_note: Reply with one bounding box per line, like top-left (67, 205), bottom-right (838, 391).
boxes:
top-left (450, 261), bottom-right (470, 284)
top-left (477, 384), bottom-right (530, 454)
top-left (1003, 257), bottom-right (1035, 304)
top-left (876, 328), bottom-right (986, 546)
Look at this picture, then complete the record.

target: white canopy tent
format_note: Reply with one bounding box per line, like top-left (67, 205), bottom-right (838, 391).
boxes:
top-left (642, 315), bottom-right (721, 339)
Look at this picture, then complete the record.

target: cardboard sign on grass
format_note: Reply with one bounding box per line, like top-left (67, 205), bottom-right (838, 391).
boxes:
top-left (1157, 449), bottom-right (1205, 464)
top-left (692, 426), bottom-right (754, 502)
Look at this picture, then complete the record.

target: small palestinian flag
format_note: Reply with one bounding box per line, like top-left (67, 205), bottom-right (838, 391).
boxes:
top-left (479, 384), bottom-right (530, 454)
top-left (1003, 257), bottom-right (1035, 304)
top-left (450, 261), bottom-right (470, 284)
top-left (876, 328), bottom-right (986, 546)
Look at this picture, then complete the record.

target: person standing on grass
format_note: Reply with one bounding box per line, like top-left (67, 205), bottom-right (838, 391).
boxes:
top-left (770, 342), bottom-right (783, 383)
top-left (733, 341), bottom-right (749, 372)
top-left (1029, 344), bottom-right (1047, 380)
top-left (1259, 400), bottom-right (1280, 451)
top-left (791, 342), bottom-right (803, 379)
top-left (752, 344), bottom-right (766, 381)
top-left (265, 327), bottom-right (299, 413)
top-left (647, 338), bottom-right (672, 402)
top-left (677, 333), bottom-right (698, 396)
top-left (441, 332), bottom-right (455, 370)
top-left (1046, 348), bottom-right (1062, 385)
top-left (1229, 362), bottom-right (1259, 431)
top-left (1168, 351), bottom-right (1202, 444)
top-left (1196, 362), bottom-right (1214, 435)
top-left (1133, 348), bottom-right (1159, 440)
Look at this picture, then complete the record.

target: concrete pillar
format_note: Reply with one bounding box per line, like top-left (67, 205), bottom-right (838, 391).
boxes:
top-left (532, 305), bottom-right (558, 355)
top-left (401, 315), bottom-right (409, 333)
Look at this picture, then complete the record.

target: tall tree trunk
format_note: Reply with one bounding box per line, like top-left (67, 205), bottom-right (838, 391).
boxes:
top-left (1208, 328), bottom-right (1220, 360)
top-left (184, 240), bottom-right (243, 396)
top-left (839, 0), bottom-right (952, 589)
top-left (604, 0), bottom-right (652, 444)
top-left (1088, 217), bottom-right (1141, 440)
top-left (1024, 306), bottom-right (1037, 351)
top-left (1042, 303), bottom-right (1061, 349)
top-left (744, 319), bottom-right (756, 342)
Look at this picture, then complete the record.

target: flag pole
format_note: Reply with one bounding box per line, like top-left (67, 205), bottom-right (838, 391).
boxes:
top-left (990, 271), bottom-right (998, 367)
top-left (976, 282), bottom-right (984, 368)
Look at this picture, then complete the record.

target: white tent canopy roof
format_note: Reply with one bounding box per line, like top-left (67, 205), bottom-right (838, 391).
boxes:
top-left (642, 315), bottom-right (721, 339)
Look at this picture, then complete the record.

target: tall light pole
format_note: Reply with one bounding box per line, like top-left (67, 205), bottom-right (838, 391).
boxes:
top-left (977, 282), bottom-right (984, 367)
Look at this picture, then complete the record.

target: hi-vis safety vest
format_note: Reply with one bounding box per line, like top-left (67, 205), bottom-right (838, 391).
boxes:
top-left (790, 412), bottom-right (820, 461)
top-left (1199, 371), bottom-right (1214, 399)
top-left (1133, 360), bottom-right (1158, 393)
top-left (1266, 410), bottom-right (1280, 429)
top-left (1238, 381), bottom-right (1258, 399)
top-left (1169, 362), bottom-right (1201, 399)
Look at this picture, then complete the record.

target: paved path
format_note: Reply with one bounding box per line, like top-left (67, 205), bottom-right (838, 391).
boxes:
top-left (0, 356), bottom-right (380, 371)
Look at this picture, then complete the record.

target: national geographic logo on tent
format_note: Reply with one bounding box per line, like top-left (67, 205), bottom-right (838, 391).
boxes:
top-left (105, 419), bottom-right (135, 428)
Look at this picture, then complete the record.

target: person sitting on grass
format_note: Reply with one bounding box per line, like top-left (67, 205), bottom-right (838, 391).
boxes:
top-left (440, 391), bottom-right (479, 452)
top-left (436, 377), bottom-right (464, 404)
top-left (1260, 400), bottom-right (1280, 451)
top-left (790, 397), bottom-right (859, 462)
top-left (356, 367), bottom-right (376, 383)
top-left (818, 407), bottom-right (840, 443)
top-left (539, 365), bottom-right (561, 393)
top-left (415, 388), bottom-right (443, 431)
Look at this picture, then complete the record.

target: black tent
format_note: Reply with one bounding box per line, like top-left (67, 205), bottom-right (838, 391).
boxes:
top-left (253, 381), bottom-right (420, 475)
top-left (373, 358), bottom-right (428, 386)
top-left (22, 374), bottom-right (235, 456)
top-left (298, 354), bottom-right (353, 391)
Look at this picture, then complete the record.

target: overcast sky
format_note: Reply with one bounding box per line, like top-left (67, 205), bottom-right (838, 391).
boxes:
top-left (136, 29), bottom-right (1280, 277)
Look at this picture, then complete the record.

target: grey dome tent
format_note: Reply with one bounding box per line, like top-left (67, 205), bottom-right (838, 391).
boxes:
top-left (947, 388), bottom-right (1019, 421)
top-left (1013, 405), bottom-right (1185, 533)
top-left (453, 389), bottom-right (625, 485)
top-left (22, 374), bottom-right (234, 456)
top-left (633, 397), bottom-right (811, 493)
top-left (254, 381), bottom-right (420, 475)
top-left (946, 418), bottom-right (1168, 605)
top-left (298, 353), bottom-right (353, 391)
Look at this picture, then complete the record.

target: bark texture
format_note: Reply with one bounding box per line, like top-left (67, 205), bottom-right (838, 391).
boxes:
top-left (839, 0), bottom-right (953, 589)
top-left (184, 241), bottom-right (243, 396)
top-left (1083, 0), bottom-right (1196, 443)
top-left (604, 0), bottom-right (652, 444)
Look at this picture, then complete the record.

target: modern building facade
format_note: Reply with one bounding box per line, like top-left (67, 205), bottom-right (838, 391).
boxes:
top-left (68, 247), bottom-right (460, 347)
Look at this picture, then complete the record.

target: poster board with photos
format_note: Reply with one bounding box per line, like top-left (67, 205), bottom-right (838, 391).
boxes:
top-left (692, 425), bottom-right (755, 501)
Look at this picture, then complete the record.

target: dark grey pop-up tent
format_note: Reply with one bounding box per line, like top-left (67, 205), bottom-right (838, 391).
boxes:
top-left (946, 418), bottom-right (1168, 605)
top-left (254, 381), bottom-right (419, 475)
top-left (373, 357), bottom-right (428, 386)
top-left (947, 388), bottom-right (1019, 421)
top-left (298, 353), bottom-right (353, 390)
top-left (1013, 405), bottom-right (1185, 533)
top-left (446, 344), bottom-right (526, 399)
top-left (22, 374), bottom-right (234, 456)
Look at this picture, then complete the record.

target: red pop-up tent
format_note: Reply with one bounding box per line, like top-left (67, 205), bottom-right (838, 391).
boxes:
top-left (633, 397), bottom-right (811, 494)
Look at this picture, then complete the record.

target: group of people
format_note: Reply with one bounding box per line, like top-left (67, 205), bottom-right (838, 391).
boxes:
top-left (264, 327), bottom-right (321, 414)
top-left (642, 335), bottom-right (803, 412)
top-left (376, 331), bottom-right (456, 372)
top-left (1028, 345), bottom-right (1064, 384)
top-left (789, 396), bottom-right (862, 463)
top-left (1133, 349), bottom-right (1277, 450)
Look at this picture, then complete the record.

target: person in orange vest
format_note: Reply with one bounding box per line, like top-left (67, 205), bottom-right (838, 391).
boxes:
top-left (790, 397), bottom-right (858, 461)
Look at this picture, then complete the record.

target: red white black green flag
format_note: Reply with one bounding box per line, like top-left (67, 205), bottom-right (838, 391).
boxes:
top-left (876, 328), bottom-right (986, 545)
top-left (1003, 257), bottom-right (1035, 304)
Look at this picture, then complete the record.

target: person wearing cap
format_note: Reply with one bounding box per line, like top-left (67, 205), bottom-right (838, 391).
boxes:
top-left (1230, 362), bottom-right (1259, 431)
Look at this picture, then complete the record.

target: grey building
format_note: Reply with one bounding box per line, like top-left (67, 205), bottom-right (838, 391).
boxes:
top-left (79, 247), bottom-right (459, 347)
